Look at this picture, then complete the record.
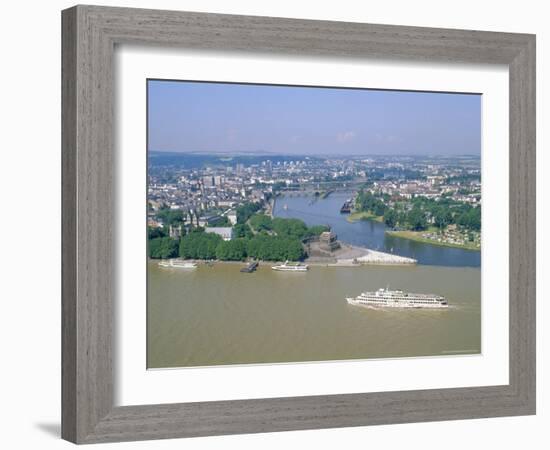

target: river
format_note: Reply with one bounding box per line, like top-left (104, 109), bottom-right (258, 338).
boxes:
top-left (147, 192), bottom-right (481, 368)
top-left (273, 192), bottom-right (481, 267)
top-left (148, 262), bottom-right (480, 368)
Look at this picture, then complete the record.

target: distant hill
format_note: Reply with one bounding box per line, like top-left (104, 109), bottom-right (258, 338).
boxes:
top-left (148, 151), bottom-right (320, 169)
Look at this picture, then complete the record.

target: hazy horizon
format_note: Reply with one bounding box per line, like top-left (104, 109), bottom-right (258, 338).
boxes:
top-left (148, 80), bottom-right (481, 156)
top-left (149, 149), bottom-right (480, 158)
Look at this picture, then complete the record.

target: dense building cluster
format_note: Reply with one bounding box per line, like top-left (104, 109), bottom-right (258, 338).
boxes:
top-left (147, 152), bottom-right (481, 254)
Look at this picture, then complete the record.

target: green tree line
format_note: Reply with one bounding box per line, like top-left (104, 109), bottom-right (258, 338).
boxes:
top-left (248, 214), bottom-right (328, 240)
top-left (355, 190), bottom-right (387, 217)
top-left (149, 215), bottom-right (322, 261)
top-left (236, 202), bottom-right (262, 224)
top-left (383, 202), bottom-right (480, 232)
top-left (149, 236), bottom-right (179, 259)
top-left (355, 190), bottom-right (481, 232)
top-left (149, 229), bottom-right (306, 261)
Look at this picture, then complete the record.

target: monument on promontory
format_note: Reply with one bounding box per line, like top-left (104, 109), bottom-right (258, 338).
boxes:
top-left (318, 231), bottom-right (341, 253)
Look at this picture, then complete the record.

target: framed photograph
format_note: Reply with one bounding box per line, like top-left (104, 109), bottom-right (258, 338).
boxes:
top-left (62, 5), bottom-right (536, 444)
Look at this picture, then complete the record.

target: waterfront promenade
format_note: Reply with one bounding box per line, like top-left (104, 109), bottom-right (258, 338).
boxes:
top-left (306, 242), bottom-right (417, 266)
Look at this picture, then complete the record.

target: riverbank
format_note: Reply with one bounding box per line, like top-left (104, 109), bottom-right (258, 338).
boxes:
top-left (346, 211), bottom-right (384, 223)
top-left (154, 242), bottom-right (417, 268)
top-left (386, 230), bottom-right (481, 251)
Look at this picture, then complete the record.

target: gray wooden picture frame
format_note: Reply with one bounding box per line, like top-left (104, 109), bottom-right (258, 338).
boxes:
top-left (61, 4), bottom-right (536, 444)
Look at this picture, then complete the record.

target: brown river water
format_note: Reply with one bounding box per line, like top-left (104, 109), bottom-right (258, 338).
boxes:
top-left (147, 261), bottom-right (481, 368)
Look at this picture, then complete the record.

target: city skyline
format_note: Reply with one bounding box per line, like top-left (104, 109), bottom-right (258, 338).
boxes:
top-left (148, 80), bottom-right (481, 157)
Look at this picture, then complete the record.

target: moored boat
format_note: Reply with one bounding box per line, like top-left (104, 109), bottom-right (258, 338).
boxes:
top-left (340, 199), bottom-right (352, 214)
top-left (158, 259), bottom-right (198, 269)
top-left (240, 261), bottom-right (259, 273)
top-left (271, 261), bottom-right (309, 272)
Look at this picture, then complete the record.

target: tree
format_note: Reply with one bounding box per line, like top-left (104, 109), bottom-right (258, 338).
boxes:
top-left (149, 237), bottom-right (179, 259)
top-left (383, 209), bottom-right (398, 228)
top-left (236, 202), bottom-right (262, 224)
top-left (355, 190), bottom-right (386, 216)
top-left (284, 239), bottom-right (306, 261)
top-left (373, 201), bottom-right (387, 217)
top-left (246, 235), bottom-right (305, 261)
top-left (433, 207), bottom-right (453, 229)
top-left (233, 223), bottom-right (254, 239)
top-left (407, 208), bottom-right (427, 231)
top-left (179, 231), bottom-right (222, 259)
top-left (155, 208), bottom-right (184, 227)
top-left (215, 239), bottom-right (248, 261)
top-left (148, 226), bottom-right (167, 239)
top-left (457, 206), bottom-right (481, 231)
top-left (249, 214), bottom-right (273, 232)
top-left (397, 211), bottom-right (408, 226)
top-left (271, 217), bottom-right (309, 240)
top-left (307, 224), bottom-right (330, 237)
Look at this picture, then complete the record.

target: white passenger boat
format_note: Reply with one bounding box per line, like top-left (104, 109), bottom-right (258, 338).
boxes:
top-left (271, 261), bottom-right (309, 272)
top-left (346, 287), bottom-right (447, 308)
top-left (158, 259), bottom-right (198, 269)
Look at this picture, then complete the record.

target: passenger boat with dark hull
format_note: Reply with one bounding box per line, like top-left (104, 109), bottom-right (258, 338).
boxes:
top-left (340, 199), bottom-right (353, 214)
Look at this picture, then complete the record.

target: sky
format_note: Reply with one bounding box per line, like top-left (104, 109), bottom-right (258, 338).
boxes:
top-left (147, 80), bottom-right (481, 156)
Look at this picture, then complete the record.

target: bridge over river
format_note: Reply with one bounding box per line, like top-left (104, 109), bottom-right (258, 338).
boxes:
top-left (276, 179), bottom-right (367, 196)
